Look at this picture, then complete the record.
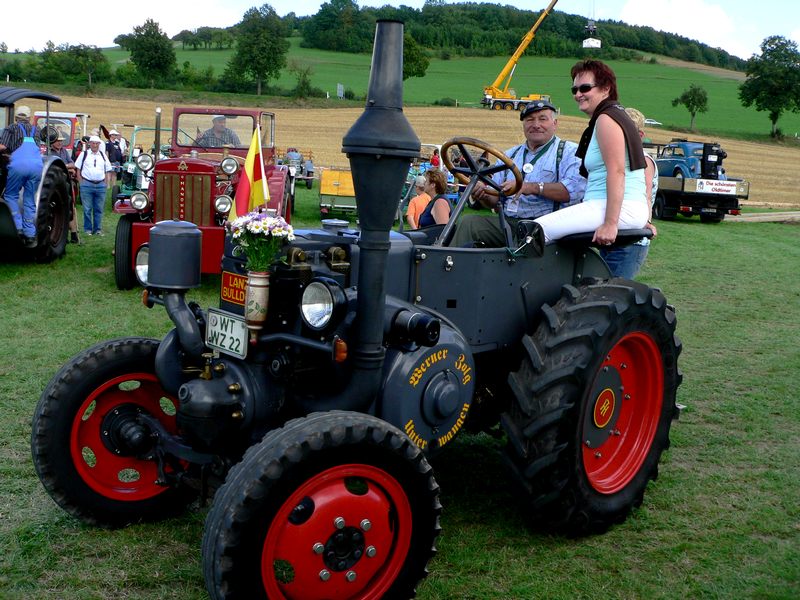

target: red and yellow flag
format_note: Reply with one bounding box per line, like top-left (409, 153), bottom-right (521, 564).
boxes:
top-left (232, 125), bottom-right (270, 219)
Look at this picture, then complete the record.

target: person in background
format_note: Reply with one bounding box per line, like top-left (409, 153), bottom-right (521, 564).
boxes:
top-left (599, 107), bottom-right (658, 278)
top-left (106, 130), bottom-right (125, 181)
top-left (417, 168), bottom-right (451, 227)
top-left (405, 175), bottom-right (431, 229)
top-left (430, 147), bottom-right (441, 168)
top-left (534, 60), bottom-right (648, 244)
top-left (451, 100), bottom-right (585, 247)
top-left (75, 135), bottom-right (113, 236)
top-left (47, 133), bottom-right (80, 244)
top-left (196, 115), bottom-right (241, 147)
top-left (0, 105), bottom-right (41, 247)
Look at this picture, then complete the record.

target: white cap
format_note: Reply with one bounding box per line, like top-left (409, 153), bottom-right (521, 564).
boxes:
top-left (109, 129), bottom-right (120, 136)
top-left (16, 105), bottom-right (30, 117)
top-left (415, 175), bottom-right (426, 187)
top-left (89, 135), bottom-right (103, 143)
top-left (212, 115), bottom-right (226, 121)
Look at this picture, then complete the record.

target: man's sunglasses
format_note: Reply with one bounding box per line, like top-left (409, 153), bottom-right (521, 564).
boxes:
top-left (571, 83), bottom-right (597, 95)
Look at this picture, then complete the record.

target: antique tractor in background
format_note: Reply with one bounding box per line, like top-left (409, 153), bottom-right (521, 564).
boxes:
top-left (0, 87), bottom-right (73, 263)
top-left (32, 21), bottom-right (682, 599)
top-left (112, 106), bottom-right (291, 289)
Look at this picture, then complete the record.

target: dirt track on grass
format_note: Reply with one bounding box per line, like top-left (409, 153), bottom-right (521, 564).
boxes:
top-left (24, 95), bottom-right (800, 209)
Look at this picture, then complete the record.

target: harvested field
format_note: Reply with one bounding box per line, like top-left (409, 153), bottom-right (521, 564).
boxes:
top-left (25, 95), bottom-right (800, 208)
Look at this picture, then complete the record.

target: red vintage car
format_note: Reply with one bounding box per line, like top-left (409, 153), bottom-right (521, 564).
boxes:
top-left (113, 106), bottom-right (290, 289)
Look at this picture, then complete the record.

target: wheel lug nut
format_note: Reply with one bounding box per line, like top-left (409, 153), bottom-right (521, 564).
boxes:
top-left (360, 518), bottom-right (371, 531)
top-left (338, 560), bottom-right (346, 570)
top-left (346, 571), bottom-right (357, 582)
top-left (353, 549), bottom-right (362, 559)
top-left (366, 545), bottom-right (377, 558)
top-left (319, 569), bottom-right (330, 581)
top-left (334, 516), bottom-right (346, 529)
top-left (594, 451), bottom-right (602, 458)
top-left (313, 542), bottom-right (324, 554)
top-left (352, 531), bottom-right (362, 542)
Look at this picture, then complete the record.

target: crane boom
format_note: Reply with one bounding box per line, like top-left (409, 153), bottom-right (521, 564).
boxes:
top-left (482, 0), bottom-right (559, 110)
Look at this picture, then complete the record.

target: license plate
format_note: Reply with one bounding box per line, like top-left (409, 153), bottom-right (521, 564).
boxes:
top-left (701, 207), bottom-right (718, 214)
top-left (206, 308), bottom-right (248, 359)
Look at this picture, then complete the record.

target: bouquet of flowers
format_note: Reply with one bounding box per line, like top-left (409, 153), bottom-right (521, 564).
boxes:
top-left (229, 210), bottom-right (295, 272)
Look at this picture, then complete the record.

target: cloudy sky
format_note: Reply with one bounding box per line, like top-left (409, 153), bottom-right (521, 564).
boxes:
top-left (3, 0), bottom-right (798, 60)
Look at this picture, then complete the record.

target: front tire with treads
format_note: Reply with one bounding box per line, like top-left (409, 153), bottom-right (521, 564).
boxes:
top-left (502, 279), bottom-right (682, 535)
top-left (202, 411), bottom-right (441, 600)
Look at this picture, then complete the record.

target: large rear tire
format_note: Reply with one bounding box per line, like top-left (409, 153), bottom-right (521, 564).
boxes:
top-left (202, 411), bottom-right (441, 600)
top-left (114, 214), bottom-right (136, 290)
top-left (502, 279), bottom-right (682, 535)
top-left (34, 163), bottom-right (70, 263)
top-left (31, 338), bottom-right (197, 528)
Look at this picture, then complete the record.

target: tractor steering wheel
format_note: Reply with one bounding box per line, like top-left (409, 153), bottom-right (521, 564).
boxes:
top-left (441, 137), bottom-right (523, 197)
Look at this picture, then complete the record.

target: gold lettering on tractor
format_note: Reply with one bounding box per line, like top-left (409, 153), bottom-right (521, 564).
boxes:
top-left (408, 349), bottom-right (449, 387)
top-left (454, 353), bottom-right (472, 385)
top-left (436, 403), bottom-right (471, 448)
top-left (404, 419), bottom-right (428, 450)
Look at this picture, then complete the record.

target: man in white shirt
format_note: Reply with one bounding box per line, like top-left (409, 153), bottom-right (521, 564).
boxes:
top-left (75, 135), bottom-right (113, 236)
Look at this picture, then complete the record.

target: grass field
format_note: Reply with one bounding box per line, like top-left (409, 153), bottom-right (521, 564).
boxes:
top-left (95, 36), bottom-right (800, 140)
top-left (1, 183), bottom-right (799, 598)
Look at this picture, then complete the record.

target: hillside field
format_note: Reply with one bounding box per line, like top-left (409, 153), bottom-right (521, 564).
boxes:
top-left (22, 94), bottom-right (800, 208)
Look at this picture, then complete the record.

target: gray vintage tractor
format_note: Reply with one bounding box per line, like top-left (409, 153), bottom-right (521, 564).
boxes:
top-left (31, 21), bottom-right (682, 599)
top-left (0, 88), bottom-right (72, 262)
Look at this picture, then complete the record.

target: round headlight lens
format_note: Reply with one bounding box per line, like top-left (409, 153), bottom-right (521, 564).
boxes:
top-left (214, 195), bottom-right (233, 214)
top-left (131, 191), bottom-right (149, 211)
top-left (221, 157), bottom-right (239, 175)
top-left (301, 281), bottom-right (335, 330)
top-left (134, 245), bottom-right (149, 286)
top-left (136, 153), bottom-right (154, 172)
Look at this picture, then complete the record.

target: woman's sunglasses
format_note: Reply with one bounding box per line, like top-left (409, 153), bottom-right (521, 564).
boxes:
top-left (571, 83), bottom-right (597, 95)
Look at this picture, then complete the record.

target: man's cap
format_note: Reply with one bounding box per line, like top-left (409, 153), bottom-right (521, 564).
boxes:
top-left (16, 105), bottom-right (31, 118)
top-left (109, 129), bottom-right (120, 136)
top-left (624, 107), bottom-right (645, 131)
top-left (56, 132), bottom-right (65, 141)
top-left (415, 175), bottom-right (426, 187)
top-left (212, 115), bottom-right (226, 121)
top-left (89, 135), bottom-right (103, 143)
top-left (520, 100), bottom-right (557, 120)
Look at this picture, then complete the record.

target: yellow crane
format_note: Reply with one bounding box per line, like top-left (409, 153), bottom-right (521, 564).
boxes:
top-left (482, 0), bottom-right (559, 111)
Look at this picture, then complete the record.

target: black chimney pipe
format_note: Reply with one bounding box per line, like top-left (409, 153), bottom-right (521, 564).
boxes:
top-left (298, 20), bottom-right (420, 414)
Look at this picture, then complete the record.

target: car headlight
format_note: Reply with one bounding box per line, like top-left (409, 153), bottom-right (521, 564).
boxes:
top-left (300, 278), bottom-right (346, 331)
top-left (214, 194), bottom-right (233, 214)
top-left (136, 153), bottom-right (154, 172)
top-left (134, 244), bottom-right (149, 286)
top-left (288, 166), bottom-right (297, 176)
top-left (220, 157), bottom-right (239, 175)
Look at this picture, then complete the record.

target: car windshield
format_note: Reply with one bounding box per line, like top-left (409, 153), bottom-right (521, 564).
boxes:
top-left (175, 113), bottom-right (254, 149)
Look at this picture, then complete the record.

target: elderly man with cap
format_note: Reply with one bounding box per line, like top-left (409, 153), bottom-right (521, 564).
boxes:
top-left (196, 115), bottom-right (241, 148)
top-left (405, 174), bottom-right (432, 229)
top-left (0, 105), bottom-right (42, 247)
top-left (46, 132), bottom-right (80, 244)
top-left (75, 135), bottom-right (113, 236)
top-left (451, 100), bottom-right (585, 248)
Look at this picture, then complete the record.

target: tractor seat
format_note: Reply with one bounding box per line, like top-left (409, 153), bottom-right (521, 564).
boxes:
top-left (556, 228), bottom-right (653, 249)
top-left (401, 224), bottom-right (445, 246)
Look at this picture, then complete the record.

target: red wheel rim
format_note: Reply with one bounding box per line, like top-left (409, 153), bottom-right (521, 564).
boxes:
top-left (583, 332), bottom-right (664, 494)
top-left (69, 372), bottom-right (179, 501)
top-left (261, 464), bottom-right (412, 599)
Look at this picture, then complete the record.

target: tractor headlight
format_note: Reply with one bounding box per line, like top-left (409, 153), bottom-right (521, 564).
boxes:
top-left (131, 191), bottom-right (150, 211)
top-left (214, 194), bottom-right (233, 214)
top-left (300, 278), bottom-right (346, 331)
top-left (221, 157), bottom-right (239, 175)
top-left (136, 153), bottom-right (155, 172)
top-left (134, 244), bottom-right (149, 286)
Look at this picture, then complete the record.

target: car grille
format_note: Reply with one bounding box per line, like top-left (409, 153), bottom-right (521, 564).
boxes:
top-left (155, 173), bottom-right (213, 226)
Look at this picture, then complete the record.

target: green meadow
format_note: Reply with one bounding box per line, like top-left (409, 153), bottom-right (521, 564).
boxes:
top-left (96, 37), bottom-right (800, 140)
